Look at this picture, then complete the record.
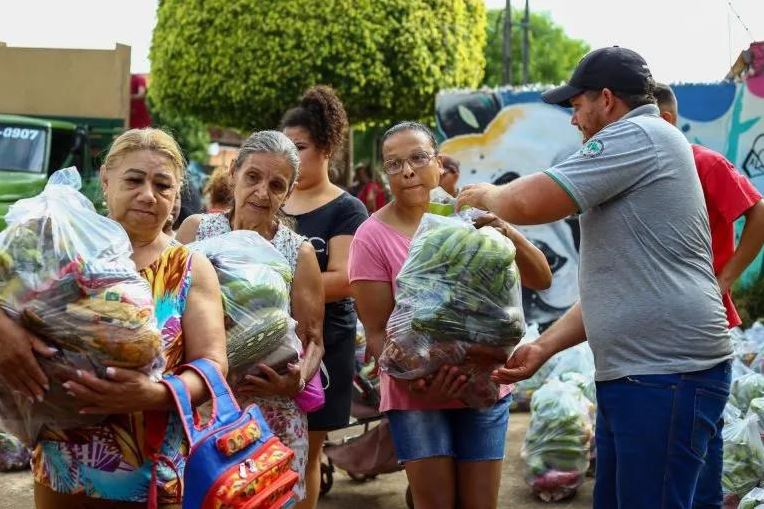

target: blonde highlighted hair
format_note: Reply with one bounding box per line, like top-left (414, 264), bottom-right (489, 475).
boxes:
top-left (102, 128), bottom-right (186, 178)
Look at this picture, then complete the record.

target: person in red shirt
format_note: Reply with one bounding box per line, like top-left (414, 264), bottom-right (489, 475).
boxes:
top-left (130, 74), bottom-right (153, 129)
top-left (352, 162), bottom-right (387, 213)
top-left (656, 84), bottom-right (764, 327)
top-left (655, 83), bottom-right (764, 329)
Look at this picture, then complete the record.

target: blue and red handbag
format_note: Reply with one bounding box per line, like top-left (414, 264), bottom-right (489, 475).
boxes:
top-left (159, 358), bottom-right (298, 509)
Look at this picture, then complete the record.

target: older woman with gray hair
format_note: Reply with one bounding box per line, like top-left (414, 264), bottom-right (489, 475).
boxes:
top-left (177, 130), bottom-right (324, 501)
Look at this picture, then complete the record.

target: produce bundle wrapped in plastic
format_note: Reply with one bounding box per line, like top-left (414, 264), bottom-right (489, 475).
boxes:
top-left (739, 487), bottom-right (764, 509)
top-left (187, 230), bottom-right (300, 387)
top-left (0, 168), bottom-right (163, 444)
top-left (522, 379), bottom-right (594, 502)
top-left (731, 372), bottom-right (764, 413)
top-left (381, 212), bottom-right (526, 408)
top-left (722, 414), bottom-right (764, 498)
top-left (0, 432), bottom-right (30, 471)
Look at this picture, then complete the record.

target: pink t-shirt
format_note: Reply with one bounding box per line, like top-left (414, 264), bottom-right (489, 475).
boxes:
top-left (348, 214), bottom-right (510, 412)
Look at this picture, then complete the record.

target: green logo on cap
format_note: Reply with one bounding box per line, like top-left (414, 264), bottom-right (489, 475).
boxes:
top-left (581, 139), bottom-right (604, 158)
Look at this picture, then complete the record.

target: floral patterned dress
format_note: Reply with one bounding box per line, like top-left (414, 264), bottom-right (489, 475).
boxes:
top-left (196, 213), bottom-right (309, 501)
top-left (32, 245), bottom-right (193, 504)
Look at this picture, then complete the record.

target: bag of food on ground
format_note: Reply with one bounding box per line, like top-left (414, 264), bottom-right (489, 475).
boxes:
top-left (748, 397), bottom-right (764, 437)
top-left (381, 213), bottom-right (526, 407)
top-left (0, 432), bottom-right (30, 471)
top-left (722, 414), bottom-right (764, 498)
top-left (186, 230), bottom-right (300, 387)
top-left (732, 327), bottom-right (760, 366)
top-left (0, 168), bottom-right (163, 444)
top-left (739, 487), bottom-right (764, 509)
top-left (522, 379), bottom-right (594, 502)
top-left (731, 373), bottom-right (764, 414)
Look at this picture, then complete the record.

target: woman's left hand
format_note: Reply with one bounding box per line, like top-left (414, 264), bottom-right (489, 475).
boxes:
top-left (63, 367), bottom-right (168, 414)
top-left (238, 363), bottom-right (302, 399)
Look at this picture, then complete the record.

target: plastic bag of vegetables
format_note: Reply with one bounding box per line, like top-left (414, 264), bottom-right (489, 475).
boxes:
top-left (0, 168), bottom-right (163, 444)
top-left (186, 230), bottom-right (300, 387)
top-left (722, 414), bottom-right (764, 498)
top-left (522, 379), bottom-right (594, 502)
top-left (731, 372), bottom-right (764, 413)
top-left (381, 212), bottom-right (526, 407)
top-left (739, 487), bottom-right (764, 509)
top-left (0, 432), bottom-right (30, 471)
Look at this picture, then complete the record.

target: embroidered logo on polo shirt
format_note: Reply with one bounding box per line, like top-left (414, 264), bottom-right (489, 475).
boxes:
top-left (581, 139), bottom-right (604, 158)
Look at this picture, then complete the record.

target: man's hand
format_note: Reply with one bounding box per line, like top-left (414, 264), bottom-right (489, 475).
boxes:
top-left (63, 367), bottom-right (168, 414)
top-left (409, 365), bottom-right (468, 403)
top-left (239, 363), bottom-right (302, 399)
top-left (491, 343), bottom-right (551, 385)
top-left (456, 183), bottom-right (498, 212)
top-left (0, 315), bottom-right (58, 402)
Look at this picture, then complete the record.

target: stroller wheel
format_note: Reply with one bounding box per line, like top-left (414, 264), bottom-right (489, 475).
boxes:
top-left (320, 461), bottom-right (334, 496)
top-left (405, 485), bottom-right (414, 509)
top-left (346, 471), bottom-right (378, 482)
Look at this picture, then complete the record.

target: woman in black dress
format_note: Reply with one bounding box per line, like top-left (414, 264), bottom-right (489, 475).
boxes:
top-left (281, 85), bottom-right (368, 509)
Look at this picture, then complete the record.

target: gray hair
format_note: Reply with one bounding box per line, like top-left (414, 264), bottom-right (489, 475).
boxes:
top-left (233, 130), bottom-right (300, 186)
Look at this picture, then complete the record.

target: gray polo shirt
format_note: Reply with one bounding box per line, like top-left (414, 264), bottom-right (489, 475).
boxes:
top-left (545, 104), bottom-right (731, 381)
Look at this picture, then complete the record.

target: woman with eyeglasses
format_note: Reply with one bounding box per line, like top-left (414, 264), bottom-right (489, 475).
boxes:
top-left (348, 121), bottom-right (552, 509)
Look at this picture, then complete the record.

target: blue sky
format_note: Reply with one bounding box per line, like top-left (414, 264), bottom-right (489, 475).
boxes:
top-left (0, 0), bottom-right (762, 83)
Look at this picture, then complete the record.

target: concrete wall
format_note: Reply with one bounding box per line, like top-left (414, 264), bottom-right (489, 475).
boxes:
top-left (0, 43), bottom-right (130, 125)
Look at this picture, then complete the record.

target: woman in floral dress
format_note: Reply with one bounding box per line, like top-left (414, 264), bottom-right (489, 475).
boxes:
top-left (177, 130), bottom-right (324, 501)
top-left (0, 128), bottom-right (228, 508)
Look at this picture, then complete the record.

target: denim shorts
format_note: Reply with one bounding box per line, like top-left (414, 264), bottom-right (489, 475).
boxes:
top-left (386, 395), bottom-right (511, 463)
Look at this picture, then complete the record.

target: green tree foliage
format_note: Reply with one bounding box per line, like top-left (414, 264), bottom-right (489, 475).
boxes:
top-left (149, 101), bottom-right (211, 164)
top-left (149, 0), bottom-right (486, 130)
top-left (483, 8), bottom-right (589, 87)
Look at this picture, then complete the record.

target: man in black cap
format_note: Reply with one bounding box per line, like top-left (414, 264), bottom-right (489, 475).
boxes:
top-left (458, 47), bottom-right (731, 508)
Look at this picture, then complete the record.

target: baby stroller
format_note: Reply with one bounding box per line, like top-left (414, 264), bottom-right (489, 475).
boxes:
top-left (320, 359), bottom-right (414, 508)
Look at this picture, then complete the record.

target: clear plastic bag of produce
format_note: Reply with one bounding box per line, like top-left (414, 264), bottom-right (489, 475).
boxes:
top-left (732, 327), bottom-right (760, 366)
top-left (731, 372), bottom-right (764, 413)
top-left (0, 168), bottom-right (163, 444)
top-left (381, 212), bottom-right (526, 408)
top-left (522, 379), bottom-right (594, 502)
top-left (0, 432), bottom-right (30, 471)
top-left (186, 230), bottom-right (300, 387)
top-left (427, 187), bottom-right (457, 216)
top-left (722, 414), bottom-right (764, 498)
top-left (739, 487), bottom-right (764, 509)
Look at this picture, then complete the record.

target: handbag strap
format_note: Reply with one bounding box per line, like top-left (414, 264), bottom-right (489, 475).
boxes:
top-left (161, 358), bottom-right (241, 445)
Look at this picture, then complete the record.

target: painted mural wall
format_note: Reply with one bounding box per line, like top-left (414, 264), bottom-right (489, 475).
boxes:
top-left (435, 77), bottom-right (764, 325)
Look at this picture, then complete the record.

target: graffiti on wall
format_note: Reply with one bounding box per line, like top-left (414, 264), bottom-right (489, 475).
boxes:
top-left (435, 78), bottom-right (764, 324)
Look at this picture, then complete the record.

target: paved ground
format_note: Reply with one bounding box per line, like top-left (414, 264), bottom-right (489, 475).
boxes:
top-left (0, 413), bottom-right (592, 509)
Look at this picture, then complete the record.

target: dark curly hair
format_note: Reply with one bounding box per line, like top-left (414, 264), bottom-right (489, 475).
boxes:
top-left (280, 85), bottom-right (348, 158)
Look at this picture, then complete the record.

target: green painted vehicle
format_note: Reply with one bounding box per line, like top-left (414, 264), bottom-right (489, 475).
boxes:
top-left (0, 114), bottom-right (119, 228)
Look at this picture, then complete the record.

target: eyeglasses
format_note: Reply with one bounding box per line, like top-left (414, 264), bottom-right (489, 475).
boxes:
top-left (382, 151), bottom-right (437, 175)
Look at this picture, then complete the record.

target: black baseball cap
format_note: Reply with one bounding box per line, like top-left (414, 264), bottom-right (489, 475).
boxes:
top-left (542, 46), bottom-right (653, 107)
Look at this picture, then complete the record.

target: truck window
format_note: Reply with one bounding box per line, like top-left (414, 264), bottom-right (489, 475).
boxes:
top-left (49, 129), bottom-right (78, 174)
top-left (0, 124), bottom-right (47, 173)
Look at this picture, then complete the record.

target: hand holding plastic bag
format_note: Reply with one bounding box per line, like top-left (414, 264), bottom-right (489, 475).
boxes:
top-left (186, 230), bottom-right (301, 387)
top-left (522, 379), bottom-right (594, 502)
top-left (0, 168), bottom-right (163, 443)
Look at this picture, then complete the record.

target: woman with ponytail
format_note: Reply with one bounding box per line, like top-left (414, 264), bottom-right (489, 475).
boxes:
top-left (281, 86), bottom-right (368, 509)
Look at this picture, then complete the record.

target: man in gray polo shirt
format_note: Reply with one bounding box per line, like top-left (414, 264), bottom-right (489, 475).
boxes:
top-left (458, 47), bottom-right (731, 509)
